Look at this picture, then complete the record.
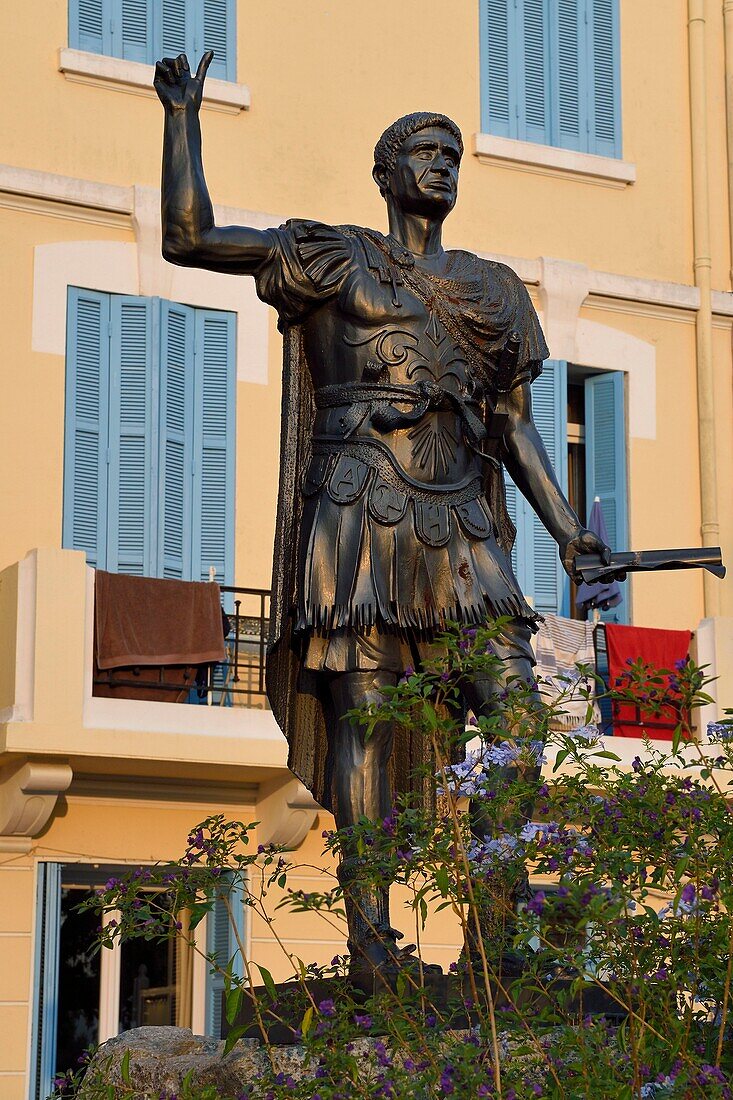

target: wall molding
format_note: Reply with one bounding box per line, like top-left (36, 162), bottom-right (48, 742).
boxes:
top-left (255, 775), bottom-right (320, 850)
top-left (0, 163), bottom-right (132, 217)
top-left (4, 160), bottom-right (730, 317)
top-left (472, 132), bottom-right (636, 187)
top-left (59, 48), bottom-right (250, 115)
top-left (0, 760), bottom-right (72, 853)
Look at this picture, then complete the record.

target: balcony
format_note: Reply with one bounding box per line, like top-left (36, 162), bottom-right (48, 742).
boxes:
top-left (0, 549), bottom-right (321, 854)
top-left (92, 586), bottom-right (271, 710)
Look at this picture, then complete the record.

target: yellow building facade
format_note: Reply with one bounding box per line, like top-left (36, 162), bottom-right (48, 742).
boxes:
top-left (0, 2), bottom-right (732, 1095)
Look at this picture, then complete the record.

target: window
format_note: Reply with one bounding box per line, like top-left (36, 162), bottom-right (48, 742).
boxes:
top-left (504, 362), bottom-right (628, 621)
top-left (69, 0), bottom-right (237, 81)
top-left (29, 862), bottom-right (243, 1098)
top-left (480, 0), bottom-right (621, 158)
top-left (63, 289), bottom-right (236, 585)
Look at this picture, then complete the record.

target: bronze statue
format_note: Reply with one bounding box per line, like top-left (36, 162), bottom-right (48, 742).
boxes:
top-left (155, 51), bottom-right (610, 979)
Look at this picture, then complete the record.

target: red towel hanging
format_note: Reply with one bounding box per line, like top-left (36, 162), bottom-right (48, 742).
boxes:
top-left (605, 623), bottom-right (692, 740)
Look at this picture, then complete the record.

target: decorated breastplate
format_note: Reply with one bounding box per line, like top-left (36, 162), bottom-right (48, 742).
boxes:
top-left (313, 311), bottom-right (489, 486)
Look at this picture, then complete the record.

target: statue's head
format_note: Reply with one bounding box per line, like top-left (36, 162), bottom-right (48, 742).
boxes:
top-left (373, 112), bottom-right (463, 219)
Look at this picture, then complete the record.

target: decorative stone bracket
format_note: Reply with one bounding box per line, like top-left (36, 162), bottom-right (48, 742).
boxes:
top-left (0, 760), bottom-right (72, 853)
top-left (255, 775), bottom-right (320, 850)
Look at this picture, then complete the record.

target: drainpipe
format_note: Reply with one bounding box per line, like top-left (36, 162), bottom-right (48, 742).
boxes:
top-left (688, 0), bottom-right (720, 617)
top-left (724, 0), bottom-right (733, 285)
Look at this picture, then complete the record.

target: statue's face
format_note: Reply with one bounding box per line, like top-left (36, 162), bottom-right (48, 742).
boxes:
top-left (386, 127), bottom-right (461, 217)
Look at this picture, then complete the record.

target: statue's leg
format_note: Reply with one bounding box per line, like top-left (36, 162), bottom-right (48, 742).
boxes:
top-left (460, 625), bottom-right (542, 976)
top-left (327, 669), bottom-right (399, 972)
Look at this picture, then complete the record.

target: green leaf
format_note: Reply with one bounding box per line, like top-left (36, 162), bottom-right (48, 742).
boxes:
top-left (225, 986), bottom-right (243, 1026)
top-left (553, 748), bottom-right (570, 773)
top-left (435, 866), bottom-right (451, 897)
top-left (121, 1049), bottom-right (131, 1084)
top-left (256, 963), bottom-right (277, 1001)
top-left (301, 1005), bottom-right (314, 1037)
top-left (592, 750), bottom-right (622, 762)
top-left (223, 1023), bottom-right (248, 1057)
top-left (673, 856), bottom-right (689, 883)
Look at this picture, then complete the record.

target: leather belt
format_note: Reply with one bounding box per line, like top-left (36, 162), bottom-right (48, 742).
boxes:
top-left (313, 380), bottom-right (490, 452)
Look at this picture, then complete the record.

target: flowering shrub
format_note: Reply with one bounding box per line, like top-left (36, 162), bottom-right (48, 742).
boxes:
top-left (54, 622), bottom-right (733, 1099)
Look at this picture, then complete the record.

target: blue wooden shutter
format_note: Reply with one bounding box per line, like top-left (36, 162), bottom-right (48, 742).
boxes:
top-left (205, 874), bottom-right (245, 1038)
top-left (481, 0), bottom-right (515, 138)
top-left (158, 301), bottom-right (194, 580)
top-left (502, 362), bottom-right (567, 614)
top-left (528, 360), bottom-right (568, 614)
top-left (552, 0), bottom-right (585, 152)
top-left (70, 0), bottom-right (111, 54)
top-left (192, 309), bottom-right (236, 585)
top-left (588, 0), bottom-right (621, 157)
top-left (112, 0), bottom-right (153, 62)
top-left (158, 0), bottom-right (188, 58)
top-left (64, 289), bottom-right (111, 569)
top-left (502, 472), bottom-right (524, 587)
top-left (198, 0), bottom-right (236, 81)
top-left (585, 371), bottom-right (628, 622)
top-left (107, 296), bottom-right (154, 575)
top-left (519, 0), bottom-right (550, 144)
top-left (29, 864), bottom-right (62, 1100)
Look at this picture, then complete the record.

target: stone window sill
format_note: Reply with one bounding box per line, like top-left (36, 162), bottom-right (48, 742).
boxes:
top-left (58, 48), bottom-right (250, 114)
top-left (472, 132), bottom-right (636, 188)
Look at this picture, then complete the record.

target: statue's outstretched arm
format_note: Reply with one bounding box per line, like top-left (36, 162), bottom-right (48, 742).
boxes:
top-left (155, 52), bottom-right (272, 274)
top-left (501, 381), bottom-right (611, 580)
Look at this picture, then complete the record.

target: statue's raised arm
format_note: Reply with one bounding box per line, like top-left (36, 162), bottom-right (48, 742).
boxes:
top-left (155, 51), bottom-right (272, 274)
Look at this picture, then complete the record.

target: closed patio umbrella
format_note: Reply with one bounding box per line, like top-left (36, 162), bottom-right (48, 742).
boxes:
top-left (576, 497), bottom-right (622, 614)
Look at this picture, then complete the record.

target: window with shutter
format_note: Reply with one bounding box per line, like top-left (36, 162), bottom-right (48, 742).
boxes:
top-left (29, 864), bottom-right (62, 1100)
top-left (480, 0), bottom-right (621, 157)
top-left (107, 295), bottom-right (154, 576)
top-left (192, 310), bottom-right (236, 585)
top-left (205, 874), bottom-right (245, 1038)
top-left (158, 301), bottom-right (195, 580)
top-left (64, 290), bottom-right (236, 585)
top-left (64, 290), bottom-right (111, 570)
top-left (502, 360), bottom-right (569, 616)
top-left (118, 0), bottom-right (153, 63)
top-left (69, 0), bottom-right (237, 81)
top-left (585, 370), bottom-right (628, 622)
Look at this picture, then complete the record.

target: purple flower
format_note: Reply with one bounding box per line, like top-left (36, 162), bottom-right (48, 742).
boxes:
top-left (374, 1040), bottom-right (392, 1067)
top-left (354, 1013), bottom-right (372, 1029)
top-left (681, 882), bottom-right (696, 906)
top-left (318, 998), bottom-right (336, 1017)
top-left (526, 891), bottom-right (546, 917)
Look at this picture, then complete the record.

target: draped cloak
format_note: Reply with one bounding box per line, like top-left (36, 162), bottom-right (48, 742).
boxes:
top-left (257, 221), bottom-right (549, 811)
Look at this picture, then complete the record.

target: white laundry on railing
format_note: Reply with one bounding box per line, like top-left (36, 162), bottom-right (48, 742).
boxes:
top-left (534, 613), bottom-right (601, 730)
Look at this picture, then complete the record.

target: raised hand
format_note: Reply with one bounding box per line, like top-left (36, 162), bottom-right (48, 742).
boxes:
top-left (154, 51), bottom-right (213, 112)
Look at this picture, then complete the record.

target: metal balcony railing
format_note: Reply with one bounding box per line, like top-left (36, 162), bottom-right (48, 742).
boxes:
top-left (92, 586), bottom-right (271, 710)
top-left (198, 586), bottom-right (270, 709)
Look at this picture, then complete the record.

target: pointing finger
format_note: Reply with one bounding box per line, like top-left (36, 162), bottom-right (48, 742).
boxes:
top-left (196, 50), bottom-right (214, 81)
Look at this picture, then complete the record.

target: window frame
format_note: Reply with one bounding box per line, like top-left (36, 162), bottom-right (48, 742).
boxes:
top-left (63, 287), bottom-right (237, 587)
top-left (479, 0), bottom-right (623, 161)
top-left (67, 0), bottom-right (238, 84)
